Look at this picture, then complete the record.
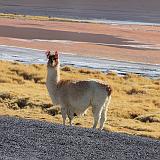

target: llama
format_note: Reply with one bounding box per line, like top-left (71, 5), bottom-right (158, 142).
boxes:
top-left (46, 51), bottom-right (112, 130)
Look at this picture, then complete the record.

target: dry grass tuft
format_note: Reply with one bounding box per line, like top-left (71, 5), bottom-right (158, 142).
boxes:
top-left (129, 113), bottom-right (139, 119)
top-left (79, 68), bottom-right (101, 74)
top-left (136, 113), bottom-right (160, 123)
top-left (10, 67), bottom-right (44, 83)
top-left (16, 98), bottom-right (29, 109)
top-left (61, 66), bottom-right (73, 72)
top-left (126, 88), bottom-right (147, 95)
top-left (45, 106), bottom-right (60, 116)
top-left (107, 71), bottom-right (118, 76)
top-left (0, 92), bottom-right (13, 100)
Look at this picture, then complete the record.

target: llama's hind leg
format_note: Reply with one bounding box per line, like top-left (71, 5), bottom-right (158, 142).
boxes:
top-left (61, 107), bottom-right (67, 125)
top-left (99, 100), bottom-right (110, 130)
top-left (99, 106), bottom-right (107, 130)
top-left (92, 106), bottom-right (102, 129)
top-left (68, 111), bottom-right (74, 126)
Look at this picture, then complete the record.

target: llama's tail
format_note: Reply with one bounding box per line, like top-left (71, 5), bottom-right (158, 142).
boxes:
top-left (106, 85), bottom-right (112, 96)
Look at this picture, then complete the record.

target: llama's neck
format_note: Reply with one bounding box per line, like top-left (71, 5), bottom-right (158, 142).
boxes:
top-left (46, 65), bottom-right (60, 105)
top-left (47, 66), bottom-right (60, 83)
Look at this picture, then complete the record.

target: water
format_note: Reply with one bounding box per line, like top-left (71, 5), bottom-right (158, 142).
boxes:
top-left (0, 0), bottom-right (160, 25)
top-left (0, 45), bottom-right (159, 79)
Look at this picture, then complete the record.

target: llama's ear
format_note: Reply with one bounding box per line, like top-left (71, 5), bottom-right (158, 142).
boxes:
top-left (54, 51), bottom-right (59, 66)
top-left (54, 51), bottom-right (59, 59)
top-left (45, 50), bottom-right (50, 59)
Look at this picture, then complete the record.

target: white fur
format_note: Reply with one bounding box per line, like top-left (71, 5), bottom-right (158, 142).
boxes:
top-left (46, 59), bottom-right (112, 130)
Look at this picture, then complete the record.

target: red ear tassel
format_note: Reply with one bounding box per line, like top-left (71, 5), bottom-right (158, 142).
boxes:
top-left (54, 51), bottom-right (59, 66)
top-left (54, 51), bottom-right (58, 59)
top-left (45, 50), bottom-right (50, 58)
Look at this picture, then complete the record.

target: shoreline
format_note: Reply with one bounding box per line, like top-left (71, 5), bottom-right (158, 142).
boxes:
top-left (0, 13), bottom-right (160, 26)
top-left (1, 44), bottom-right (160, 79)
top-left (1, 44), bottom-right (160, 67)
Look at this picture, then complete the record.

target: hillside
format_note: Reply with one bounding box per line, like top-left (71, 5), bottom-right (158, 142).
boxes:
top-left (0, 60), bottom-right (160, 139)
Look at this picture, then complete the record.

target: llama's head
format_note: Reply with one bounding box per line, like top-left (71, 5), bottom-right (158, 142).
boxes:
top-left (46, 50), bottom-right (59, 68)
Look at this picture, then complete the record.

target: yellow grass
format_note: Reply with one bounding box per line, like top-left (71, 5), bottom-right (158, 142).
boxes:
top-left (0, 60), bottom-right (160, 139)
top-left (0, 13), bottom-right (91, 23)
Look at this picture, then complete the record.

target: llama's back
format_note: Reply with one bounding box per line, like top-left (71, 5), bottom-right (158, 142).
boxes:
top-left (57, 79), bottom-right (111, 113)
top-left (57, 79), bottom-right (92, 104)
top-left (57, 79), bottom-right (109, 97)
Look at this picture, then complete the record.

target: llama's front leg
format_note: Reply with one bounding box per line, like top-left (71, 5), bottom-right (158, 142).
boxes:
top-left (61, 107), bottom-right (67, 125)
top-left (92, 106), bottom-right (102, 129)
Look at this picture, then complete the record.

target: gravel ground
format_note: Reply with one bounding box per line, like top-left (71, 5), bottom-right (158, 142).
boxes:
top-left (0, 116), bottom-right (160, 160)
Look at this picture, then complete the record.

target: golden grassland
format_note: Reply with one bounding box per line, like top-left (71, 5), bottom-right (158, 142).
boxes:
top-left (0, 13), bottom-right (91, 23)
top-left (0, 60), bottom-right (160, 139)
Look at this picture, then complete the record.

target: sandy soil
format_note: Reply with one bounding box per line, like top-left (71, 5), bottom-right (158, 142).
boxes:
top-left (0, 18), bottom-right (160, 64)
